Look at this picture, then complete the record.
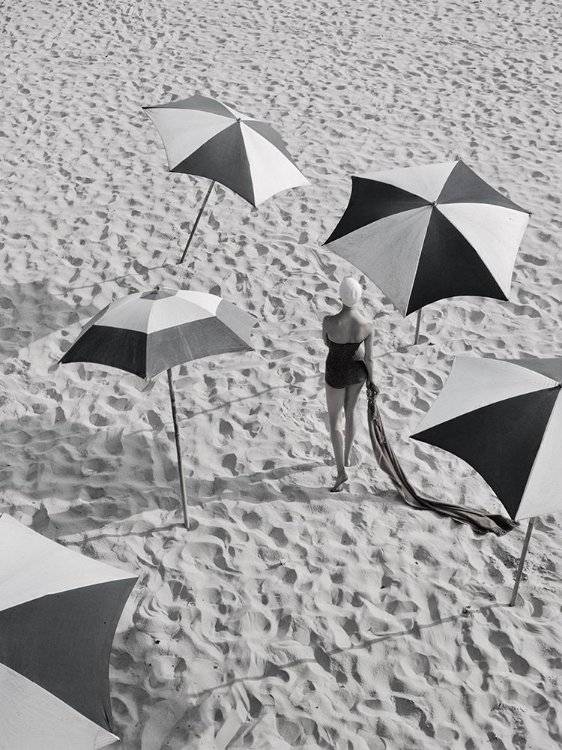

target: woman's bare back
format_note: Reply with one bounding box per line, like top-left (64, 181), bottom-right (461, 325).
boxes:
top-left (323, 309), bottom-right (373, 344)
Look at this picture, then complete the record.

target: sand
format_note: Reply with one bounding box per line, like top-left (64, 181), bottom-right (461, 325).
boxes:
top-left (2, 0), bottom-right (562, 747)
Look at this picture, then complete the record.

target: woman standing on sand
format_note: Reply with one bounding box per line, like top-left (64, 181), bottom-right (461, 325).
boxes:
top-left (322, 278), bottom-right (375, 492)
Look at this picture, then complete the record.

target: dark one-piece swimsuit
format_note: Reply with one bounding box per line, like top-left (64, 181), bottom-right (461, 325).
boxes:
top-left (325, 338), bottom-right (368, 389)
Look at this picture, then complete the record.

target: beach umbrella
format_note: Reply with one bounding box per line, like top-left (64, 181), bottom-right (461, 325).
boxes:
top-left (60, 287), bottom-right (258, 528)
top-left (324, 160), bottom-right (530, 343)
top-left (0, 514), bottom-right (136, 750)
top-left (143, 94), bottom-right (309, 262)
top-left (411, 356), bottom-right (562, 604)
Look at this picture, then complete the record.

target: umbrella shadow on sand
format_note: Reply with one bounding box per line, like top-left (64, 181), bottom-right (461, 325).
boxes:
top-left (156, 605), bottom-right (513, 750)
top-left (0, 280), bottom-right (99, 362)
top-left (0, 263), bottom-right (170, 365)
top-left (0, 400), bottom-right (331, 541)
top-left (41, 461), bottom-right (325, 541)
top-left (185, 601), bottom-right (506, 696)
top-left (0, 413), bottom-right (184, 538)
top-left (116, 599), bottom-right (510, 749)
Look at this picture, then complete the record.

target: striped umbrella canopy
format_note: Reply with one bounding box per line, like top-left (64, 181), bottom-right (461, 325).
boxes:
top-left (324, 160), bottom-right (530, 339)
top-left (61, 287), bottom-right (258, 527)
top-left (411, 357), bottom-right (562, 603)
top-left (143, 94), bottom-right (309, 262)
top-left (0, 514), bottom-right (136, 750)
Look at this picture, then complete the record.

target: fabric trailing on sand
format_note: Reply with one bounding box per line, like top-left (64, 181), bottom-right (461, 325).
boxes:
top-left (366, 384), bottom-right (516, 535)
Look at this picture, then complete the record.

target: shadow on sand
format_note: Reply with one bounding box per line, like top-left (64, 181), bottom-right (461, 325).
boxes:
top-left (0, 279), bottom-right (100, 361)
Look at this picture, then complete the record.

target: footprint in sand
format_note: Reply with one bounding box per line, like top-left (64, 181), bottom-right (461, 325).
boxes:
top-left (218, 419), bottom-right (234, 442)
top-left (394, 697), bottom-right (435, 737)
top-left (499, 646), bottom-right (531, 676)
top-left (269, 527), bottom-right (288, 547)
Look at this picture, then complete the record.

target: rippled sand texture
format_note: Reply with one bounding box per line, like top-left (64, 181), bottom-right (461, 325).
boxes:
top-left (2, 0), bottom-right (562, 748)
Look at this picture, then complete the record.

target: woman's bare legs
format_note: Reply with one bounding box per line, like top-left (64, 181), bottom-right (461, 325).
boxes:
top-left (344, 381), bottom-right (365, 466)
top-left (325, 384), bottom-right (348, 491)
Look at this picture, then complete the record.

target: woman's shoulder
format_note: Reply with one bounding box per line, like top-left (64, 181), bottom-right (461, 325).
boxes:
top-left (322, 312), bottom-right (340, 327)
top-left (351, 310), bottom-right (373, 327)
top-left (356, 315), bottom-right (374, 337)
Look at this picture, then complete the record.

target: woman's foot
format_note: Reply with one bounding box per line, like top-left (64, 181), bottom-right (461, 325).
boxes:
top-left (330, 469), bottom-right (348, 492)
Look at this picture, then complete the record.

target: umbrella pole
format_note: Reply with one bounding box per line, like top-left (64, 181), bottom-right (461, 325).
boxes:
top-left (414, 308), bottom-right (423, 345)
top-left (509, 517), bottom-right (536, 607)
top-left (178, 180), bottom-right (216, 264)
top-left (167, 368), bottom-right (189, 529)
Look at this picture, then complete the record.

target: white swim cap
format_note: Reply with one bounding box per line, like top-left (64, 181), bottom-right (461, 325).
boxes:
top-left (339, 277), bottom-right (362, 307)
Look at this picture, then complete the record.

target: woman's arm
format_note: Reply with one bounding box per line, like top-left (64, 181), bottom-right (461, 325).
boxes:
top-left (363, 326), bottom-right (375, 383)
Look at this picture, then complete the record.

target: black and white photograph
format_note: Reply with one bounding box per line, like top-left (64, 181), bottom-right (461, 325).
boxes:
top-left (1, 0), bottom-right (561, 748)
